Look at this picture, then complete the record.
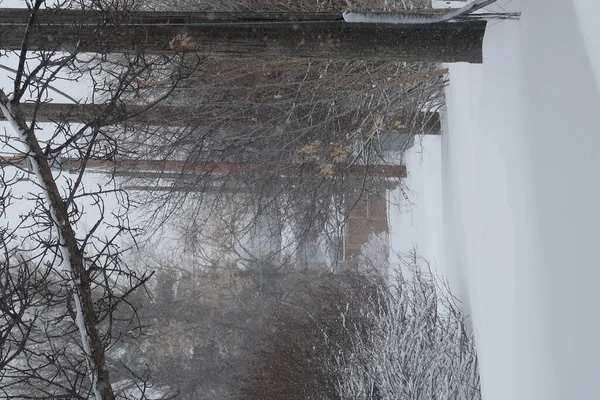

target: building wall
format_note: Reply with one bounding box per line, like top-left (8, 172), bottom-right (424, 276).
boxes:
top-left (345, 190), bottom-right (388, 260)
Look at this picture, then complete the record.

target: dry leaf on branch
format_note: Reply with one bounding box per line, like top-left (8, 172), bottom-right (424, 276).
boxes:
top-left (170, 33), bottom-right (195, 52)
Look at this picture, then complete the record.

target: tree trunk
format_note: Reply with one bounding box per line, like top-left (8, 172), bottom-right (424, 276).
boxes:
top-left (6, 102), bottom-right (441, 134)
top-left (0, 155), bottom-right (407, 179)
top-left (0, 9), bottom-right (487, 63)
top-left (78, 158), bottom-right (408, 179)
top-left (0, 93), bottom-right (117, 400)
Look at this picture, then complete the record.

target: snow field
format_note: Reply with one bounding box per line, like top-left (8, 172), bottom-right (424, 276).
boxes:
top-left (398, 0), bottom-right (600, 399)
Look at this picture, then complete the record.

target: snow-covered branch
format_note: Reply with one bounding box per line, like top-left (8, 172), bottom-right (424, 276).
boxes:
top-left (238, 254), bottom-right (480, 400)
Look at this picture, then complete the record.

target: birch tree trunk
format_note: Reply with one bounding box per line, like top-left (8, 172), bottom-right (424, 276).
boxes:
top-left (0, 93), bottom-right (116, 400)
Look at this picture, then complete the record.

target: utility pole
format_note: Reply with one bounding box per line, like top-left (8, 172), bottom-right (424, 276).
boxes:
top-left (0, 9), bottom-right (487, 63)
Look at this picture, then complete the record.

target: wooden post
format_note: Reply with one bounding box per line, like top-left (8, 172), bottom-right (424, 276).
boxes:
top-left (0, 9), bottom-right (487, 63)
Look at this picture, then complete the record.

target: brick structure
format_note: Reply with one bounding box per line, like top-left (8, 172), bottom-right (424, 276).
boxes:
top-left (344, 190), bottom-right (388, 260)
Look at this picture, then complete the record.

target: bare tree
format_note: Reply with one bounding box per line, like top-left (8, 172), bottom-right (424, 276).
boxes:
top-left (116, 255), bottom-right (374, 400)
top-left (122, 56), bottom-right (444, 269)
top-left (0, 240), bottom-right (53, 395)
top-left (237, 270), bottom-right (382, 400)
top-left (94, 2), bottom-right (447, 269)
top-left (0, 1), bottom-right (202, 398)
top-left (0, 0), bottom-right (448, 274)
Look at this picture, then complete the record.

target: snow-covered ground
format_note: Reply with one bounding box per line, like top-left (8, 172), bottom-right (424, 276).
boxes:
top-left (392, 0), bottom-right (600, 399)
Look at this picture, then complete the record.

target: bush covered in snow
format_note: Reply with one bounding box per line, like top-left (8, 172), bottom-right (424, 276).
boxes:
top-left (238, 252), bottom-right (480, 400)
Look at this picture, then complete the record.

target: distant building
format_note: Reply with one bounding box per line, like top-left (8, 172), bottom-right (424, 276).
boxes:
top-left (343, 132), bottom-right (414, 263)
